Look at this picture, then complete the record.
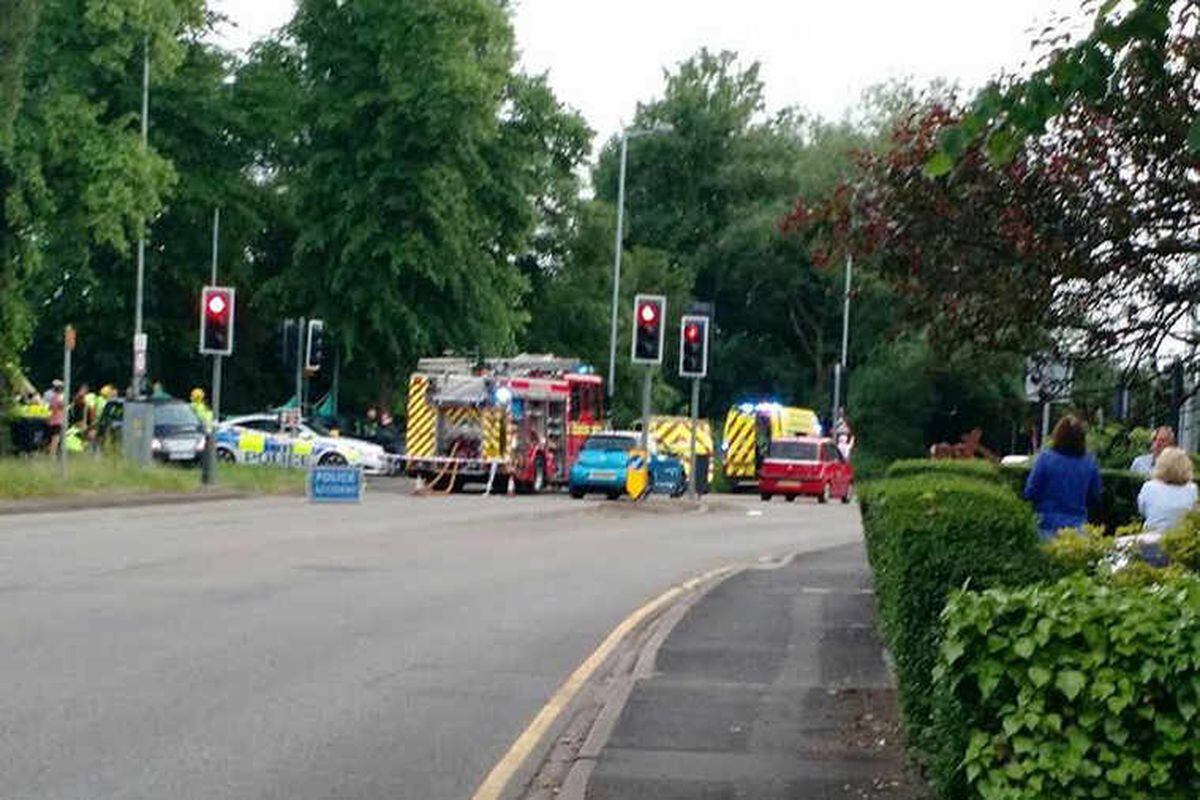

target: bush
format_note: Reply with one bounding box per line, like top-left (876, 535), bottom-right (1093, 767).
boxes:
top-left (886, 458), bottom-right (1003, 484)
top-left (862, 474), bottom-right (1045, 760)
top-left (933, 575), bottom-right (1200, 799)
top-left (1162, 510), bottom-right (1200, 571)
top-left (1041, 524), bottom-right (1114, 577)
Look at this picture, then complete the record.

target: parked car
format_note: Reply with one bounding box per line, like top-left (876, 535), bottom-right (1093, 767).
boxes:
top-left (758, 436), bottom-right (854, 503)
top-left (96, 398), bottom-right (208, 466)
top-left (569, 432), bottom-right (687, 500)
top-left (216, 413), bottom-right (392, 475)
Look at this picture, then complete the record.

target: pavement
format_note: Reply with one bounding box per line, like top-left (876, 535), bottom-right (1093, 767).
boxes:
top-left (538, 543), bottom-right (927, 800)
top-left (0, 487), bottom-right (864, 800)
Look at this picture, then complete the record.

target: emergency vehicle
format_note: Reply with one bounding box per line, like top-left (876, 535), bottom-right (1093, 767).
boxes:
top-left (721, 402), bottom-right (823, 485)
top-left (216, 414), bottom-right (391, 475)
top-left (405, 355), bottom-right (605, 492)
top-left (649, 415), bottom-right (714, 488)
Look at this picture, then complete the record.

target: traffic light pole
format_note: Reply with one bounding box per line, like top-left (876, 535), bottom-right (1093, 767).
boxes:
top-left (689, 378), bottom-right (700, 497)
top-left (203, 209), bottom-right (223, 485)
top-left (295, 316), bottom-right (306, 429)
top-left (640, 367), bottom-right (652, 452)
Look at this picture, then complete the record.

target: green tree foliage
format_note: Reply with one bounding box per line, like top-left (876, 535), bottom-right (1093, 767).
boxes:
top-left (5, 0), bottom-right (204, 389)
top-left (279, 0), bottom-right (590, 402)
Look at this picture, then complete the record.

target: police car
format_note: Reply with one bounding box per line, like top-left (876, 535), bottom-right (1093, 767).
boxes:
top-left (216, 414), bottom-right (392, 475)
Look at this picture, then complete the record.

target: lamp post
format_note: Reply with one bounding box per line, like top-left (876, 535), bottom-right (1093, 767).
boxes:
top-left (131, 36), bottom-right (150, 397)
top-left (607, 122), bottom-right (674, 398)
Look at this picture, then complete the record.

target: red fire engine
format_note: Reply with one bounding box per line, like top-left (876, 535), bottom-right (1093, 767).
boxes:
top-left (405, 355), bottom-right (605, 492)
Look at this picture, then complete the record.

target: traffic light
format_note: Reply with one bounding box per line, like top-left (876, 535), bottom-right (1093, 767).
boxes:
top-left (306, 319), bottom-right (326, 372)
top-left (199, 286), bottom-right (235, 356)
top-left (631, 294), bottom-right (666, 365)
top-left (679, 315), bottom-right (710, 378)
top-left (279, 319), bottom-right (299, 368)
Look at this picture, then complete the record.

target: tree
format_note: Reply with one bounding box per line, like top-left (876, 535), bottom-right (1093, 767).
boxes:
top-left (279, 0), bottom-right (590, 403)
top-left (791, 2), bottom-right (1200, 370)
top-left (8, 0), bottom-right (205, 390)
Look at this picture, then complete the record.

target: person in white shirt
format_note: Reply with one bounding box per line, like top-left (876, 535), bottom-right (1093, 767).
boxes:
top-left (1119, 447), bottom-right (1197, 566)
top-left (1130, 426), bottom-right (1175, 476)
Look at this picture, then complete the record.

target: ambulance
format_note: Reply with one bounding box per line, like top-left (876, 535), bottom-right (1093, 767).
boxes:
top-left (721, 402), bottom-right (823, 485)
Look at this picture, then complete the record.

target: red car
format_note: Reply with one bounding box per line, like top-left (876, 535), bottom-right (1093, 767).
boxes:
top-left (758, 436), bottom-right (854, 503)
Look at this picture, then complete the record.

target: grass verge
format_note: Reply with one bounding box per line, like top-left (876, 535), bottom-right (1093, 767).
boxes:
top-left (0, 456), bottom-right (305, 500)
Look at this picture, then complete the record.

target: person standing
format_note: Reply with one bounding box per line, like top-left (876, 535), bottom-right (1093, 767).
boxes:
top-left (1130, 426), bottom-right (1176, 476)
top-left (190, 388), bottom-right (214, 431)
top-left (45, 379), bottom-right (65, 456)
top-left (1024, 415), bottom-right (1102, 540)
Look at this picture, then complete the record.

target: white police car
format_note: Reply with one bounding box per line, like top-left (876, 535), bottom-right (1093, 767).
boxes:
top-left (216, 414), bottom-right (391, 475)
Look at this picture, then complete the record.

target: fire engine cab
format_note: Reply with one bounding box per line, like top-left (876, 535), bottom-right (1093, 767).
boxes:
top-left (405, 355), bottom-right (604, 492)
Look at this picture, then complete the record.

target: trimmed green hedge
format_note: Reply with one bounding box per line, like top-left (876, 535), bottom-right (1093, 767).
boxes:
top-left (862, 474), bottom-right (1045, 759)
top-left (886, 458), bottom-right (1003, 484)
top-left (933, 575), bottom-right (1200, 799)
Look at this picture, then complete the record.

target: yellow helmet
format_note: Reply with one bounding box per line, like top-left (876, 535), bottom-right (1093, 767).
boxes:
top-left (101, 384), bottom-right (118, 399)
top-left (190, 388), bottom-right (205, 403)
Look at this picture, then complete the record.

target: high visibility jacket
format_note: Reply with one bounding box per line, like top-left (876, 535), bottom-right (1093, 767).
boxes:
top-left (192, 401), bottom-right (214, 430)
top-left (64, 425), bottom-right (85, 453)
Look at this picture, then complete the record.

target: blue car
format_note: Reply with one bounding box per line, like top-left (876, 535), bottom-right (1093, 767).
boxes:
top-left (569, 432), bottom-right (688, 500)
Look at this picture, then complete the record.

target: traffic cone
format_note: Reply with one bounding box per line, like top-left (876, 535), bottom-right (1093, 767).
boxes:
top-left (507, 475), bottom-right (516, 497)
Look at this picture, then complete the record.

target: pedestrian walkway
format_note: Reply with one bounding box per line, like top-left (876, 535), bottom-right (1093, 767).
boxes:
top-left (583, 543), bottom-right (926, 799)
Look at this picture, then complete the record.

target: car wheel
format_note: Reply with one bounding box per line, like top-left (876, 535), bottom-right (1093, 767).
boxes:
top-left (841, 482), bottom-right (854, 504)
top-left (818, 483), bottom-right (831, 504)
top-left (216, 448), bottom-right (236, 464)
top-left (760, 493), bottom-right (772, 502)
top-left (785, 495), bottom-right (797, 503)
top-left (320, 452), bottom-right (348, 467)
top-left (606, 491), bottom-right (622, 501)
top-left (570, 488), bottom-right (585, 500)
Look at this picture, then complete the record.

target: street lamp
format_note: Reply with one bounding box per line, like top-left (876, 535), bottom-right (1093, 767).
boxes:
top-left (607, 121), bottom-right (674, 398)
top-left (131, 36), bottom-right (150, 397)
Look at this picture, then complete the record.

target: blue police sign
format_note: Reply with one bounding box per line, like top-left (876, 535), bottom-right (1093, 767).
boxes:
top-left (308, 466), bottom-right (364, 503)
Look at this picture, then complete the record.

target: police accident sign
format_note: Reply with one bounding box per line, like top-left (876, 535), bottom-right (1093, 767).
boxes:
top-left (308, 466), bottom-right (365, 503)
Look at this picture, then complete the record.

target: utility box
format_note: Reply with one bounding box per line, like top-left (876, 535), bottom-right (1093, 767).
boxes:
top-left (122, 401), bottom-right (155, 467)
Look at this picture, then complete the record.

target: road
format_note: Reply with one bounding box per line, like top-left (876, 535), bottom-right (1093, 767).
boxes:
top-left (0, 488), bottom-right (862, 800)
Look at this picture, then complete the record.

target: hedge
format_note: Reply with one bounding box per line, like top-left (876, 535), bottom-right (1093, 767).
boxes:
top-left (886, 458), bottom-right (1003, 484)
top-left (1001, 463), bottom-right (1146, 533)
top-left (932, 575), bottom-right (1200, 799)
top-left (862, 474), bottom-right (1046, 759)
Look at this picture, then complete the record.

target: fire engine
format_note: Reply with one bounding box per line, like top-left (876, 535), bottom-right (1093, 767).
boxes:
top-left (405, 355), bottom-right (605, 492)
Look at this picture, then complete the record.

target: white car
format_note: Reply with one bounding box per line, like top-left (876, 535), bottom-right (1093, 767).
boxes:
top-left (216, 414), bottom-right (391, 475)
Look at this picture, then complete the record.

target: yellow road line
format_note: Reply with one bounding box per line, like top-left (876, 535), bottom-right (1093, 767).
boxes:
top-left (470, 564), bottom-right (735, 800)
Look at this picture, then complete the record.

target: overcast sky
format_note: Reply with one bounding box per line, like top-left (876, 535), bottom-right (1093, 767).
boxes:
top-left (210, 0), bottom-right (1086, 143)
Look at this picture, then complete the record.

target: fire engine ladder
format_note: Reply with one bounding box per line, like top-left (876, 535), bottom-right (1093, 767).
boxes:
top-left (416, 354), bottom-right (583, 378)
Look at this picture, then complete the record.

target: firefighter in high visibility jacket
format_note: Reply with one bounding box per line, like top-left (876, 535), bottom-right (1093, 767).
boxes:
top-left (190, 388), bottom-right (214, 431)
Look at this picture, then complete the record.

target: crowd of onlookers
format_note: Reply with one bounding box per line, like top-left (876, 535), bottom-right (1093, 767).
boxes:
top-left (1024, 417), bottom-right (1192, 564)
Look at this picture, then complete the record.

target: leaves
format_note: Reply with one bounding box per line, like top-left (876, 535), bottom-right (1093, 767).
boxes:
top-left (1187, 115), bottom-right (1200, 155)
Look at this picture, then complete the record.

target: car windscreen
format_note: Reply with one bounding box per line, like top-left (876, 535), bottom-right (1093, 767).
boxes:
top-left (304, 419), bottom-right (332, 437)
top-left (154, 403), bottom-right (201, 431)
top-left (583, 435), bottom-right (637, 452)
top-left (768, 441), bottom-right (820, 461)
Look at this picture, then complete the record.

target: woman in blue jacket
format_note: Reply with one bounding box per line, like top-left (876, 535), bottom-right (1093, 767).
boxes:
top-left (1024, 415), bottom-right (1102, 540)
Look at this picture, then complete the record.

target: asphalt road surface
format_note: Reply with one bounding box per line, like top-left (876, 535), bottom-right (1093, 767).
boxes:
top-left (0, 488), bottom-right (862, 800)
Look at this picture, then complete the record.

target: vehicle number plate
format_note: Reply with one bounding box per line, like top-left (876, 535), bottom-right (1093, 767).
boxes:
top-left (169, 450), bottom-right (194, 461)
top-left (778, 480), bottom-right (803, 489)
top-left (592, 470), bottom-right (616, 480)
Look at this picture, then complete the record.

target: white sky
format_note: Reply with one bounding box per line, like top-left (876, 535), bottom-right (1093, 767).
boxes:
top-left (210, 0), bottom-right (1087, 143)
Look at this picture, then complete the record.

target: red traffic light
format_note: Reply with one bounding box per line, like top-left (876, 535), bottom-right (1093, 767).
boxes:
top-left (206, 293), bottom-right (229, 318)
top-left (639, 301), bottom-right (659, 325)
top-left (199, 286), bottom-right (236, 356)
top-left (685, 323), bottom-right (700, 343)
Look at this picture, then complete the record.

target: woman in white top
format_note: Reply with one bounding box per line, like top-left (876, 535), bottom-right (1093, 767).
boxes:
top-left (1120, 447), bottom-right (1197, 566)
